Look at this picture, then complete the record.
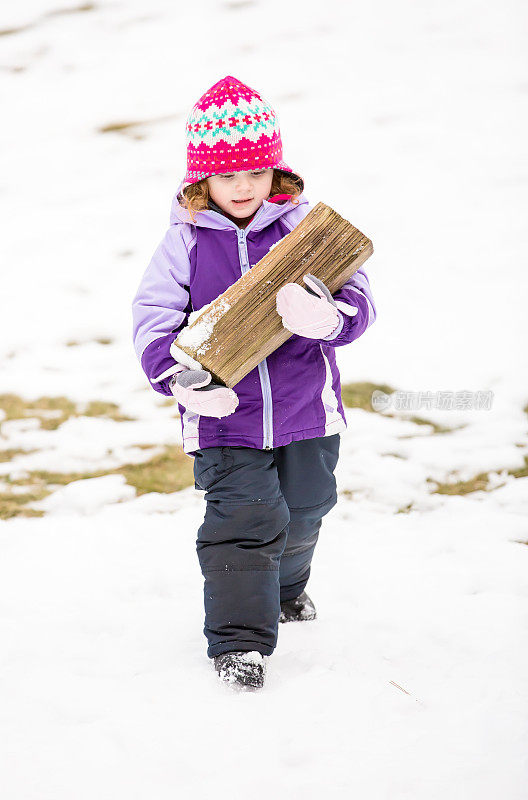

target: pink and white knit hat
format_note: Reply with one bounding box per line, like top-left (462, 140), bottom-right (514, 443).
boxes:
top-left (182, 75), bottom-right (303, 192)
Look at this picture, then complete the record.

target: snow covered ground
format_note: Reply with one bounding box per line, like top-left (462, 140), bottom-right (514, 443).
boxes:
top-left (1, 1), bottom-right (527, 798)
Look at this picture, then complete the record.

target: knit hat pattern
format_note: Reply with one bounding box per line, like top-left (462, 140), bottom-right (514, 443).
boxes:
top-left (183, 75), bottom-right (302, 190)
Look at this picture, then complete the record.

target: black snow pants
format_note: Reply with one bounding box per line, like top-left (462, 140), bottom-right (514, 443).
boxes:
top-left (192, 434), bottom-right (340, 658)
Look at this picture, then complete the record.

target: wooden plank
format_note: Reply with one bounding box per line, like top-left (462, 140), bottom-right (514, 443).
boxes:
top-left (174, 202), bottom-right (373, 387)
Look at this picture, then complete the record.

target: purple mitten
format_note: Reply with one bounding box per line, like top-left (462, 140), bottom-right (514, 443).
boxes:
top-left (276, 274), bottom-right (352, 339)
top-left (169, 369), bottom-right (239, 418)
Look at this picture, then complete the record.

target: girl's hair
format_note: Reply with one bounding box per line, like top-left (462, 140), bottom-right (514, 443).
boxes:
top-left (180, 169), bottom-right (302, 223)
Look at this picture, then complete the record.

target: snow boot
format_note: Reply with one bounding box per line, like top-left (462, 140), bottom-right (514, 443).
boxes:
top-left (279, 590), bottom-right (317, 623)
top-left (213, 650), bottom-right (266, 690)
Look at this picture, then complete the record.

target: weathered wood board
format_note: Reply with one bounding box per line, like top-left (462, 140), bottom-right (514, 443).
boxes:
top-left (174, 202), bottom-right (373, 387)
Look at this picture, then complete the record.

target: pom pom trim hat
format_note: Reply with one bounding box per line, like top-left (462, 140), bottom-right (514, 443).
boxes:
top-left (181, 75), bottom-right (304, 194)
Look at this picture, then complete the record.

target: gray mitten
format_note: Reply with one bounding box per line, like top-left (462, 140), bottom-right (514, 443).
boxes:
top-left (173, 369), bottom-right (222, 392)
top-left (302, 274), bottom-right (338, 305)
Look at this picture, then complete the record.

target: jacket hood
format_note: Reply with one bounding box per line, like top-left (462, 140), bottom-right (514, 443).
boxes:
top-left (170, 179), bottom-right (309, 231)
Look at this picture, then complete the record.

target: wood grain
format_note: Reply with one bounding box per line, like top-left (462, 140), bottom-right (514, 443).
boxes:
top-left (174, 202), bottom-right (373, 387)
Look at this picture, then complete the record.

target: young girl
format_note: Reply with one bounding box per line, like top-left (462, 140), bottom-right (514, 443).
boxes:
top-left (132, 75), bottom-right (377, 690)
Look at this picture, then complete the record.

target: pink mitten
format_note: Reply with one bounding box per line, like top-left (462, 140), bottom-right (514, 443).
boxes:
top-left (276, 274), bottom-right (341, 338)
top-left (169, 369), bottom-right (239, 418)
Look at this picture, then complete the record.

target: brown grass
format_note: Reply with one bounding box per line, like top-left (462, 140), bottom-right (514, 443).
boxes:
top-left (428, 473), bottom-right (493, 495)
top-left (428, 455), bottom-right (528, 496)
top-left (406, 416), bottom-right (460, 435)
top-left (0, 448), bottom-right (36, 463)
top-left (0, 394), bottom-right (76, 430)
top-left (0, 4), bottom-right (95, 37)
top-left (0, 488), bottom-right (48, 520)
top-left (341, 382), bottom-right (396, 411)
top-left (82, 401), bottom-right (133, 422)
top-left (0, 394), bottom-right (135, 430)
top-left (118, 446), bottom-right (193, 495)
top-left (507, 455), bottom-right (528, 480)
top-left (340, 383), bottom-right (458, 433)
top-left (0, 445), bottom-right (194, 519)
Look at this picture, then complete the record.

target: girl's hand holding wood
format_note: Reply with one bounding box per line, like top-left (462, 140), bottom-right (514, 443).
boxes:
top-left (169, 369), bottom-right (239, 418)
top-left (276, 274), bottom-right (356, 339)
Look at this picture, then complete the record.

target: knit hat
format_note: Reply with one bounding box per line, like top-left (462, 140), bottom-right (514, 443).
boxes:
top-left (182, 75), bottom-right (303, 193)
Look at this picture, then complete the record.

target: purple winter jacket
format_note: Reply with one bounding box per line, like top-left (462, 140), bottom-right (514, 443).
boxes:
top-left (132, 183), bottom-right (377, 456)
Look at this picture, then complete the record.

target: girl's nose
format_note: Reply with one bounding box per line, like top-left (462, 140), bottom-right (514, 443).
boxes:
top-left (234, 173), bottom-right (251, 189)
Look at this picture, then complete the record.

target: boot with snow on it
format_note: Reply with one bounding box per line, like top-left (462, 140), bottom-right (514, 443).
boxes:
top-left (214, 651), bottom-right (266, 690)
top-left (279, 590), bottom-right (317, 623)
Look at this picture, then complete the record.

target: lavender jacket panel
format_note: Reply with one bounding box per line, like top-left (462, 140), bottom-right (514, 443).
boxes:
top-left (132, 184), bottom-right (377, 455)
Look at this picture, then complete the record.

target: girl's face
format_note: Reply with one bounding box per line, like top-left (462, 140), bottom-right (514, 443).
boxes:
top-left (206, 169), bottom-right (274, 220)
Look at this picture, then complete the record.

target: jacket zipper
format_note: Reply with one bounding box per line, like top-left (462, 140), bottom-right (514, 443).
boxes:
top-left (236, 226), bottom-right (274, 450)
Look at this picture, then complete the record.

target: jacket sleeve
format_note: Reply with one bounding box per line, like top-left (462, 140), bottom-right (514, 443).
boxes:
top-left (319, 266), bottom-right (377, 347)
top-left (132, 225), bottom-right (194, 396)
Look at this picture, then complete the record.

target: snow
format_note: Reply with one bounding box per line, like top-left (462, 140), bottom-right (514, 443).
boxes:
top-left (34, 474), bottom-right (136, 515)
top-left (1, 0), bottom-right (528, 798)
top-left (1, 495), bottom-right (527, 798)
top-left (169, 343), bottom-right (203, 371)
top-left (177, 298), bottom-right (232, 355)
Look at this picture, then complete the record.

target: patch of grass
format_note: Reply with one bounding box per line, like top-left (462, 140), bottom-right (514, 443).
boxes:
top-left (396, 503), bottom-right (414, 514)
top-left (83, 401), bottom-right (133, 422)
top-left (0, 394), bottom-right (34, 421)
top-left (0, 25), bottom-right (29, 36)
top-left (508, 455), bottom-right (528, 479)
top-left (119, 445), bottom-right (193, 495)
top-left (8, 445), bottom-right (194, 496)
top-left (0, 448), bottom-right (35, 463)
top-left (407, 416), bottom-right (460, 435)
top-left (428, 472), bottom-right (494, 495)
top-left (0, 394), bottom-right (77, 430)
top-left (396, 418), bottom-right (464, 437)
top-left (0, 393), bottom-right (135, 430)
top-left (45, 3), bottom-right (96, 17)
top-left (427, 470), bottom-right (505, 495)
top-left (341, 382), bottom-right (396, 412)
top-left (1, 445), bottom-right (194, 519)
top-left (97, 113), bottom-right (179, 138)
top-left (428, 455), bottom-right (528, 497)
top-left (340, 383), bottom-right (460, 433)
top-left (66, 337), bottom-right (113, 347)
top-left (0, 487), bottom-right (49, 520)
top-left (32, 397), bottom-right (76, 430)
top-left (0, 4), bottom-right (95, 37)
top-left (99, 120), bottom-right (142, 134)
top-left (8, 470), bottom-right (102, 490)
top-left (97, 120), bottom-right (148, 140)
